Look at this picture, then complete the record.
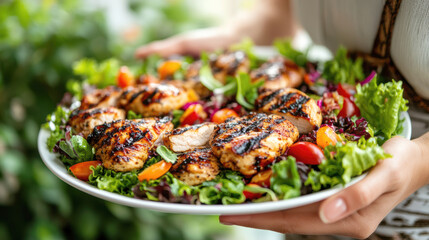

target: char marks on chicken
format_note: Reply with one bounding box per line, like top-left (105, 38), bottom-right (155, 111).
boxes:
top-left (250, 56), bottom-right (303, 90)
top-left (118, 83), bottom-right (191, 117)
top-left (170, 148), bottom-right (220, 186)
top-left (209, 113), bottom-right (298, 176)
top-left (210, 51), bottom-right (250, 84)
top-left (87, 117), bottom-right (173, 172)
top-left (68, 107), bottom-right (126, 138)
top-left (79, 86), bottom-right (122, 110)
top-left (255, 88), bottom-right (322, 134)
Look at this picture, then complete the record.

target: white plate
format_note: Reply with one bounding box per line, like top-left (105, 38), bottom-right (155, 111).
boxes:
top-left (37, 112), bottom-right (411, 215)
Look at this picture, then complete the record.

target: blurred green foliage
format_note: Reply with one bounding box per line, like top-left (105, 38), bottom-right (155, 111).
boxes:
top-left (0, 0), bottom-right (227, 239)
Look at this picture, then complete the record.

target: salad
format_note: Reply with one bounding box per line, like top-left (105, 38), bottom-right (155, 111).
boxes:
top-left (42, 40), bottom-right (408, 205)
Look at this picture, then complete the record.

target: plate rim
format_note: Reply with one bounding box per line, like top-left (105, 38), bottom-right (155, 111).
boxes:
top-left (37, 111), bottom-right (411, 215)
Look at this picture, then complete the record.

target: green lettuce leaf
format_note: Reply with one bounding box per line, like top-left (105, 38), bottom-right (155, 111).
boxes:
top-left (58, 135), bottom-right (94, 163)
top-left (72, 58), bottom-right (120, 89)
top-left (171, 109), bottom-right (184, 127)
top-left (270, 157), bottom-right (301, 199)
top-left (322, 46), bottom-right (364, 85)
top-left (43, 106), bottom-right (70, 151)
top-left (355, 77), bottom-right (408, 138)
top-left (199, 64), bottom-right (223, 91)
top-left (274, 39), bottom-right (308, 67)
top-left (126, 110), bottom-right (142, 119)
top-left (155, 145), bottom-right (177, 164)
top-left (235, 72), bottom-right (264, 110)
top-left (199, 170), bottom-right (246, 205)
top-left (306, 137), bottom-right (390, 191)
top-left (230, 38), bottom-right (265, 69)
top-left (88, 166), bottom-right (139, 197)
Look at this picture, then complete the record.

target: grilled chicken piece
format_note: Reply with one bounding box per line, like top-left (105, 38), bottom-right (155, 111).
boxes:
top-left (87, 117), bottom-right (173, 172)
top-left (210, 113), bottom-right (299, 176)
top-left (255, 88), bottom-right (322, 134)
top-left (163, 123), bottom-right (216, 152)
top-left (118, 83), bottom-right (191, 117)
top-left (210, 51), bottom-right (250, 84)
top-left (68, 107), bottom-right (126, 138)
top-left (170, 148), bottom-right (220, 186)
top-left (250, 56), bottom-right (303, 90)
top-left (79, 86), bottom-right (122, 110)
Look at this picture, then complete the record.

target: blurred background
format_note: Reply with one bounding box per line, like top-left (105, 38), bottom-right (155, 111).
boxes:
top-left (0, 0), bottom-right (286, 239)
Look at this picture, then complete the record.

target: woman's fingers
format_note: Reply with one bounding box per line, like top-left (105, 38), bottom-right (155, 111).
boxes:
top-left (135, 28), bottom-right (236, 59)
top-left (319, 136), bottom-right (411, 224)
top-left (319, 160), bottom-right (393, 223)
top-left (135, 37), bottom-right (185, 58)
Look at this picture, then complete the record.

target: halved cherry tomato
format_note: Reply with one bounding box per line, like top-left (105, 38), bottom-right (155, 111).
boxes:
top-left (70, 161), bottom-right (102, 181)
top-left (338, 97), bottom-right (360, 118)
top-left (287, 142), bottom-right (324, 165)
top-left (337, 83), bottom-right (355, 99)
top-left (117, 66), bottom-right (134, 88)
top-left (316, 126), bottom-right (341, 148)
top-left (180, 104), bottom-right (206, 126)
top-left (138, 160), bottom-right (172, 182)
top-left (250, 169), bottom-right (272, 187)
top-left (243, 183), bottom-right (263, 200)
top-left (158, 60), bottom-right (181, 80)
top-left (211, 108), bottom-right (239, 124)
top-left (181, 111), bottom-right (199, 126)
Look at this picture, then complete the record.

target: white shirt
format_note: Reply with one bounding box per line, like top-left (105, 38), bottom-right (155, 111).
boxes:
top-left (293, 0), bottom-right (429, 99)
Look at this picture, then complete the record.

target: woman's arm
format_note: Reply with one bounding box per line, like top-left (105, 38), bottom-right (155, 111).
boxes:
top-left (135, 0), bottom-right (298, 58)
top-left (220, 133), bottom-right (429, 239)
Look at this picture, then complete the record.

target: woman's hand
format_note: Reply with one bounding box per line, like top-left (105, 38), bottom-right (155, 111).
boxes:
top-left (220, 135), bottom-right (429, 239)
top-left (135, 0), bottom-right (297, 58)
top-left (135, 27), bottom-right (238, 58)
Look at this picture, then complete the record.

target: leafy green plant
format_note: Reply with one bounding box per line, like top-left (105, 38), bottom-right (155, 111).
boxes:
top-left (0, 0), bottom-right (227, 239)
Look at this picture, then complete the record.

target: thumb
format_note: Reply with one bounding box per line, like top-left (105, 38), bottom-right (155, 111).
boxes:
top-left (318, 160), bottom-right (392, 223)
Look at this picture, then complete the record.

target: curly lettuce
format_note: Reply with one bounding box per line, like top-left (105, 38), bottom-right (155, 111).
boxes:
top-left (89, 165), bottom-right (139, 197)
top-left (355, 77), bottom-right (408, 139)
top-left (270, 157), bottom-right (301, 199)
top-left (306, 137), bottom-right (390, 191)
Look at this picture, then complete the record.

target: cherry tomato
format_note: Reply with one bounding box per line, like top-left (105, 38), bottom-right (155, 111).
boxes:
top-left (117, 66), bottom-right (134, 88)
top-left (287, 142), bottom-right (324, 165)
top-left (250, 169), bottom-right (272, 187)
top-left (337, 83), bottom-right (354, 99)
top-left (180, 104), bottom-right (206, 126)
top-left (338, 97), bottom-right (361, 118)
top-left (181, 111), bottom-right (200, 126)
top-left (158, 60), bottom-right (181, 80)
top-left (70, 161), bottom-right (102, 181)
top-left (316, 126), bottom-right (341, 148)
top-left (243, 183), bottom-right (263, 200)
top-left (211, 109), bottom-right (239, 124)
top-left (138, 160), bottom-right (172, 182)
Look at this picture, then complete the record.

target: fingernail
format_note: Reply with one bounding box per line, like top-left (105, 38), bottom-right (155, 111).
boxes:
top-left (320, 198), bottom-right (347, 223)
